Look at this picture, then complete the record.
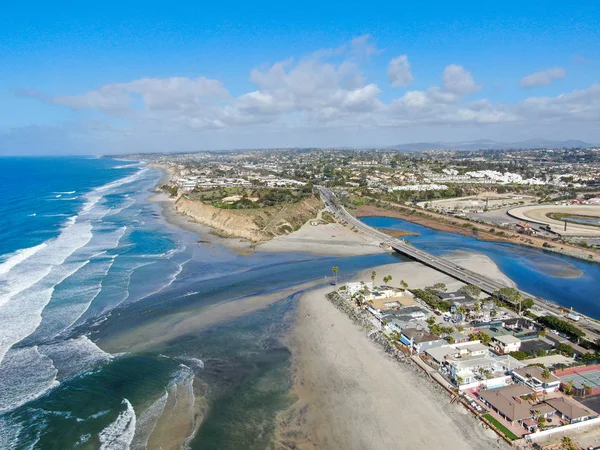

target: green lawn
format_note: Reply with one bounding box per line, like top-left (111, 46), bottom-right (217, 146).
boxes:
top-left (483, 414), bottom-right (519, 440)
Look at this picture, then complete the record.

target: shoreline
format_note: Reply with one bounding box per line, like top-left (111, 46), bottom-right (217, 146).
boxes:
top-left (147, 164), bottom-right (384, 257)
top-left (277, 253), bottom-right (512, 449)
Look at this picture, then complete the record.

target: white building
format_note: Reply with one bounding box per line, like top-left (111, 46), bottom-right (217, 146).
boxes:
top-left (493, 335), bottom-right (522, 355)
top-left (512, 366), bottom-right (561, 394)
top-left (345, 281), bottom-right (374, 296)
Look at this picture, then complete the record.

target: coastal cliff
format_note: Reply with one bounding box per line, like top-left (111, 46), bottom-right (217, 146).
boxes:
top-left (174, 195), bottom-right (323, 242)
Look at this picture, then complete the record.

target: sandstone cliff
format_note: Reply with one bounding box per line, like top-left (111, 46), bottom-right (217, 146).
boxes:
top-left (174, 195), bottom-right (323, 242)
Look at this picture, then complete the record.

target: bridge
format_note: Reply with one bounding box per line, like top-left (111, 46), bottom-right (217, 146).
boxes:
top-left (318, 186), bottom-right (510, 296)
top-left (317, 186), bottom-right (600, 343)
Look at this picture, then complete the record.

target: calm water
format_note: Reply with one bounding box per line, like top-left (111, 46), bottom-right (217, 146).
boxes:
top-left (360, 216), bottom-right (600, 318)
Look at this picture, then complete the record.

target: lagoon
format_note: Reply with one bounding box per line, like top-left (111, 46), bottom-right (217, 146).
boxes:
top-left (360, 216), bottom-right (600, 319)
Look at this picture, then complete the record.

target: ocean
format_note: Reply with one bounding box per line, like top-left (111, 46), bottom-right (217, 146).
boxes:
top-left (2, 157), bottom-right (600, 449)
top-left (0, 157), bottom-right (400, 449)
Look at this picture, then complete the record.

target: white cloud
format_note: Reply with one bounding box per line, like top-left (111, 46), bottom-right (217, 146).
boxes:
top-left (17, 36), bottom-right (600, 150)
top-left (519, 84), bottom-right (600, 120)
top-left (388, 55), bottom-right (413, 87)
top-left (52, 77), bottom-right (229, 113)
top-left (520, 67), bottom-right (566, 88)
top-left (441, 64), bottom-right (481, 95)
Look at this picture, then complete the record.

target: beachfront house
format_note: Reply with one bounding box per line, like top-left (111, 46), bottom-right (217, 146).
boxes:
top-left (400, 328), bottom-right (445, 354)
top-left (492, 335), bottom-right (522, 355)
top-left (511, 366), bottom-right (561, 394)
top-left (445, 352), bottom-right (524, 387)
top-left (544, 397), bottom-right (596, 424)
top-left (478, 384), bottom-right (555, 430)
top-left (346, 281), bottom-right (374, 296)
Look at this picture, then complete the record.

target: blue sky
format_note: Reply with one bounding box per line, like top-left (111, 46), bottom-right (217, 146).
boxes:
top-left (1, 0), bottom-right (599, 154)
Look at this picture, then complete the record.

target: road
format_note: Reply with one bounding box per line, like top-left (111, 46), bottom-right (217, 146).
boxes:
top-left (317, 186), bottom-right (600, 343)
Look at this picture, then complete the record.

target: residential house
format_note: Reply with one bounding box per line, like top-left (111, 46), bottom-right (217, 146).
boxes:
top-left (345, 281), bottom-right (373, 296)
top-left (478, 384), bottom-right (555, 429)
top-left (545, 397), bottom-right (596, 424)
top-left (400, 328), bottom-right (445, 354)
top-left (512, 366), bottom-right (561, 394)
top-left (493, 335), bottom-right (522, 355)
top-left (446, 353), bottom-right (524, 386)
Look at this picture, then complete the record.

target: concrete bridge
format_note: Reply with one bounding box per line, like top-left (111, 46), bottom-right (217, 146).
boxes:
top-left (317, 186), bottom-right (600, 344)
top-left (318, 186), bottom-right (510, 296)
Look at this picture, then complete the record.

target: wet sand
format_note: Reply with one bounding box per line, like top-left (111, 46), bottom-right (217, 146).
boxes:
top-left (98, 279), bottom-right (324, 354)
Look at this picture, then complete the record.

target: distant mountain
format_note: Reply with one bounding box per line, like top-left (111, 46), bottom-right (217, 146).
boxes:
top-left (388, 139), bottom-right (595, 152)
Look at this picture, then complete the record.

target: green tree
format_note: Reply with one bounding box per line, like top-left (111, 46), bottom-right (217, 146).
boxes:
top-left (400, 279), bottom-right (408, 291)
top-left (383, 275), bottom-right (392, 286)
top-left (431, 282), bottom-right (447, 293)
top-left (331, 266), bottom-right (339, 287)
top-left (561, 436), bottom-right (577, 450)
top-left (521, 298), bottom-right (535, 310)
top-left (564, 380), bottom-right (575, 395)
top-left (459, 284), bottom-right (482, 299)
top-left (371, 270), bottom-right (377, 285)
top-left (494, 287), bottom-right (521, 305)
top-left (469, 331), bottom-right (491, 345)
top-left (537, 416), bottom-right (546, 429)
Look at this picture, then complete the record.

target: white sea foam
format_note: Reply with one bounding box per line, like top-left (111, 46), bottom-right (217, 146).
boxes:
top-left (130, 392), bottom-right (168, 450)
top-left (0, 243), bottom-right (47, 276)
top-left (177, 357), bottom-right (204, 372)
top-left (0, 241), bottom-right (92, 365)
top-left (0, 416), bottom-right (23, 450)
top-left (99, 399), bottom-right (136, 450)
top-left (53, 191), bottom-right (76, 195)
top-left (38, 336), bottom-right (112, 380)
top-left (0, 346), bottom-right (59, 414)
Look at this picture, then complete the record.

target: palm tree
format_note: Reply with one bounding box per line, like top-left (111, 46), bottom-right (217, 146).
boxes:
top-left (371, 270), bottom-right (377, 286)
top-left (541, 368), bottom-right (552, 400)
top-left (331, 266), bottom-right (339, 287)
top-left (400, 280), bottom-right (408, 291)
top-left (564, 380), bottom-right (575, 396)
top-left (383, 275), bottom-right (392, 286)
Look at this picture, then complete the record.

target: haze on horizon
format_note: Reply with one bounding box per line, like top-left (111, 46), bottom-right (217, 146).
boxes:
top-left (0, 0), bottom-right (599, 155)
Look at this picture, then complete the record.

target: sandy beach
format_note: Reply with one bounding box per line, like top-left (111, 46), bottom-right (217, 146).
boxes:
top-left (274, 253), bottom-right (514, 450)
top-left (364, 250), bottom-right (516, 291)
top-left (278, 284), bottom-right (508, 450)
top-left (149, 191), bottom-right (384, 257)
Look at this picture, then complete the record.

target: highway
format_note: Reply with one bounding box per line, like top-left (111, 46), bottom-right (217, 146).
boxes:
top-left (318, 186), bottom-right (510, 296)
top-left (317, 186), bottom-right (600, 343)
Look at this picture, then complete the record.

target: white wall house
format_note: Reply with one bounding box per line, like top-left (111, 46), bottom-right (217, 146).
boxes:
top-left (512, 366), bottom-right (561, 394)
top-left (345, 281), bottom-right (374, 296)
top-left (493, 335), bottom-right (522, 354)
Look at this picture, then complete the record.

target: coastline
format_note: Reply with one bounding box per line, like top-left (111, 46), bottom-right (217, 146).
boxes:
top-left (147, 164), bottom-right (384, 257)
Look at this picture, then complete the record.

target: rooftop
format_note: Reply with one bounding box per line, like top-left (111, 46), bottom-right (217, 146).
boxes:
top-left (545, 397), bottom-right (596, 420)
top-left (478, 384), bottom-right (536, 422)
top-left (513, 366), bottom-right (560, 384)
top-left (494, 335), bottom-right (522, 345)
top-left (402, 328), bottom-right (441, 344)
